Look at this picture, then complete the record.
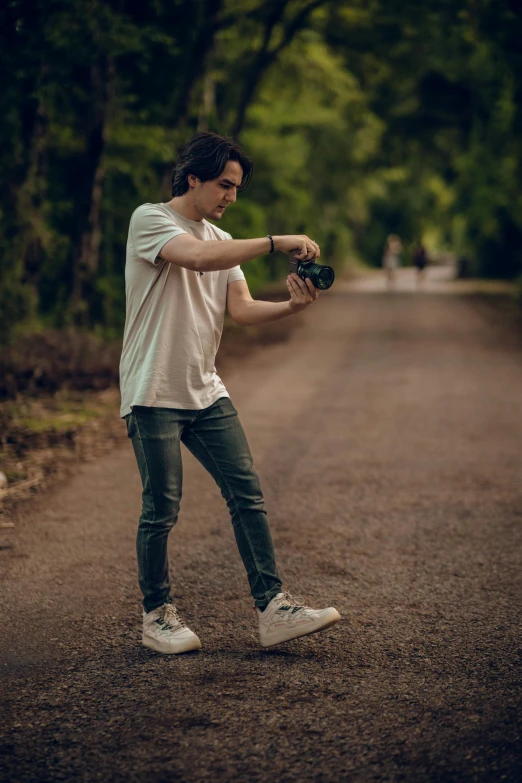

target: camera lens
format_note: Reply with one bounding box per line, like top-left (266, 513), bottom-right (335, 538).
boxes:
top-left (303, 263), bottom-right (334, 290)
top-left (313, 265), bottom-right (335, 290)
top-left (292, 256), bottom-right (335, 290)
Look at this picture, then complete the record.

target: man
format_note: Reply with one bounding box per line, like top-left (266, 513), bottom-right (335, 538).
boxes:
top-left (120, 131), bottom-right (340, 654)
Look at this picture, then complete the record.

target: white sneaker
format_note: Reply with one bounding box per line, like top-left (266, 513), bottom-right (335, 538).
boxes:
top-left (142, 603), bottom-right (201, 654)
top-left (257, 592), bottom-right (341, 648)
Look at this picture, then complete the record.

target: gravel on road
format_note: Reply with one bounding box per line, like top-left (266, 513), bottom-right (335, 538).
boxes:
top-left (1, 279), bottom-right (521, 783)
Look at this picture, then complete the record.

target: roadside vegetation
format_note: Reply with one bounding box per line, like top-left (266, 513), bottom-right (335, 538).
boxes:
top-left (2, 1), bottom-right (522, 345)
top-left (0, 292), bottom-right (299, 504)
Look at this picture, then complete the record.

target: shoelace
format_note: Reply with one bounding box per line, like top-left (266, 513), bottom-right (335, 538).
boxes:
top-left (157, 604), bottom-right (186, 631)
top-left (277, 592), bottom-right (312, 612)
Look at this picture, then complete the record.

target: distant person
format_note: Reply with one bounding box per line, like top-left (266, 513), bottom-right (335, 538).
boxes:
top-left (413, 241), bottom-right (428, 287)
top-left (382, 234), bottom-right (402, 289)
top-left (119, 132), bottom-right (341, 655)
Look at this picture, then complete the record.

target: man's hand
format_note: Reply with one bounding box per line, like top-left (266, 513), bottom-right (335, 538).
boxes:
top-left (274, 235), bottom-right (320, 261)
top-left (287, 273), bottom-right (319, 313)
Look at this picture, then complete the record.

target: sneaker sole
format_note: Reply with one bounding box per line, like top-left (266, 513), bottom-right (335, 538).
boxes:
top-left (260, 609), bottom-right (341, 648)
top-left (142, 634), bottom-right (202, 655)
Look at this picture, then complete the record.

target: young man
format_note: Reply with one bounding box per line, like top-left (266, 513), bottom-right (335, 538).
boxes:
top-left (120, 131), bottom-right (340, 654)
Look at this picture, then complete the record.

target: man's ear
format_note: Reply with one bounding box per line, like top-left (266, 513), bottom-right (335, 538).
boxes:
top-left (187, 174), bottom-right (199, 189)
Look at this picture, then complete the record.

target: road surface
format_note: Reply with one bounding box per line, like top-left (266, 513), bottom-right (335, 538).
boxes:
top-left (1, 268), bottom-right (521, 782)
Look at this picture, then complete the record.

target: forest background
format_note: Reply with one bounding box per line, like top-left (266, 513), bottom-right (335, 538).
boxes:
top-left (0, 0), bottom-right (521, 399)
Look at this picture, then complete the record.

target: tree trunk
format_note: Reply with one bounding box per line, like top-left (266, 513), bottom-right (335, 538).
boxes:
top-left (161, 0), bottom-right (226, 196)
top-left (19, 96), bottom-right (48, 291)
top-left (174, 0), bottom-right (224, 127)
top-left (71, 55), bottom-right (113, 325)
top-left (198, 71), bottom-right (216, 132)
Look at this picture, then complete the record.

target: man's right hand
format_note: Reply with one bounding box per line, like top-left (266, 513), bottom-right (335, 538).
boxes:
top-left (273, 235), bottom-right (320, 260)
top-left (159, 232), bottom-right (320, 274)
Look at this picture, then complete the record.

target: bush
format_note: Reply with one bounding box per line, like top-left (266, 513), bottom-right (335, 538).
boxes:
top-left (0, 330), bottom-right (121, 401)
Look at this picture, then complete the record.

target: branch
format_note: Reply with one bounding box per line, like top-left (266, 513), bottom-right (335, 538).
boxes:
top-left (272, 0), bottom-right (329, 58)
top-left (231, 0), bottom-right (331, 137)
top-left (214, 1), bottom-right (272, 32)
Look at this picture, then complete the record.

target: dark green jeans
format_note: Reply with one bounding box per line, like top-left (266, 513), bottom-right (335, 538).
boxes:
top-left (125, 397), bottom-right (282, 613)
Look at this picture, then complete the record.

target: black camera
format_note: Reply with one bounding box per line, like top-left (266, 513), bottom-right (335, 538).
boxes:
top-left (289, 255), bottom-right (335, 291)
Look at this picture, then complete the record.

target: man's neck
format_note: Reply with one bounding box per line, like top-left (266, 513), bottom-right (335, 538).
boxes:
top-left (167, 196), bottom-right (203, 222)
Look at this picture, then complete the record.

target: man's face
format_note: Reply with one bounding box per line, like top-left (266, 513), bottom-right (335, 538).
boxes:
top-left (190, 160), bottom-right (243, 221)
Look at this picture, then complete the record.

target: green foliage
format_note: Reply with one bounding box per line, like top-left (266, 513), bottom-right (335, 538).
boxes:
top-left (1, 0), bottom-right (521, 345)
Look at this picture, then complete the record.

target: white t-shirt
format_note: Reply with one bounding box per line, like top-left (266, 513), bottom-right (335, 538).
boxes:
top-left (119, 203), bottom-right (245, 417)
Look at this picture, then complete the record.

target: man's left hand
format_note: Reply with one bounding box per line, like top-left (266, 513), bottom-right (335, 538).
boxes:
top-left (287, 273), bottom-right (319, 313)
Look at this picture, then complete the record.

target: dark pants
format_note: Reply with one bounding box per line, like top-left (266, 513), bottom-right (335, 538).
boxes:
top-left (125, 397), bottom-right (282, 613)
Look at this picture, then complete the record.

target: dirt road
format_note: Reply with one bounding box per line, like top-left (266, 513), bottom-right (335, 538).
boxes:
top-left (1, 269), bottom-right (521, 782)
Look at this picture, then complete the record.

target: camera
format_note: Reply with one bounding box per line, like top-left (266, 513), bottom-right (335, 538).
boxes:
top-left (289, 255), bottom-right (335, 291)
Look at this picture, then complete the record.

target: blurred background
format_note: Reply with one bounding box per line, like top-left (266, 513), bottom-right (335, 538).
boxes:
top-left (0, 0), bottom-right (521, 406)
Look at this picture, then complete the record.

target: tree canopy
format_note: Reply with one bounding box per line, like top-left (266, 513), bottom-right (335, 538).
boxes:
top-left (1, 0), bottom-right (521, 340)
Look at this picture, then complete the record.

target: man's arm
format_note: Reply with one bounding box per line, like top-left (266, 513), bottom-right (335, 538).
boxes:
top-left (159, 233), bottom-right (320, 273)
top-left (227, 276), bottom-right (319, 327)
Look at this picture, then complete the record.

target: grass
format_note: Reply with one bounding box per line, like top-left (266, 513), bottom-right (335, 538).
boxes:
top-left (16, 404), bottom-right (101, 433)
top-left (0, 389), bottom-right (123, 498)
top-left (2, 392), bottom-right (112, 434)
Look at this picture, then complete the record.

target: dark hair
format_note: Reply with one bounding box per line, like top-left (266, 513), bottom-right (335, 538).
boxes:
top-left (171, 132), bottom-right (253, 197)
